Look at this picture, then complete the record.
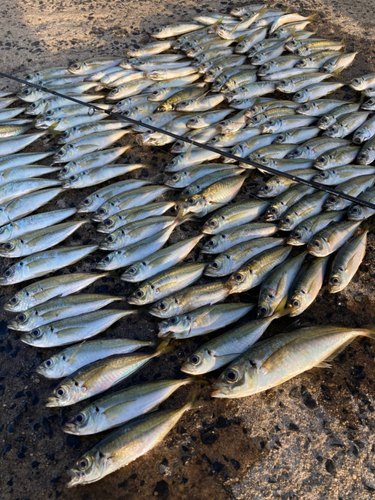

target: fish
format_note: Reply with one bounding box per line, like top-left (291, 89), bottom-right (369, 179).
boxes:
top-left (58, 121), bottom-right (130, 144)
top-left (4, 272), bottom-right (109, 312)
top-left (323, 112), bottom-right (370, 139)
top-left (288, 256), bottom-right (329, 316)
top-left (287, 210), bottom-right (346, 246)
top-left (77, 180), bottom-right (154, 214)
top-left (0, 165), bottom-right (60, 185)
top-left (180, 168), bottom-right (246, 198)
top-left (328, 230), bottom-right (368, 293)
top-left (165, 164), bottom-right (239, 188)
top-left (151, 23), bottom-right (204, 39)
top-left (347, 188), bottom-right (375, 220)
top-left (121, 234), bottom-right (204, 282)
top-left (186, 109), bottom-right (233, 128)
top-left (36, 112), bottom-right (109, 132)
top-left (107, 80), bottom-right (154, 100)
top-left (92, 186), bottom-right (172, 221)
top-left (63, 378), bottom-right (194, 435)
top-left (294, 50), bottom-right (347, 69)
top-left (357, 135), bottom-right (375, 164)
top-left (296, 99), bottom-right (346, 116)
top-left (204, 237), bottom-right (285, 277)
top-left (45, 341), bottom-right (172, 407)
top-left (317, 101), bottom-right (361, 130)
top-left (260, 116), bottom-right (316, 134)
top-left (211, 325), bottom-right (375, 398)
top-left (265, 184), bottom-right (315, 222)
top-left (158, 302), bottom-right (254, 339)
top-left (353, 114), bottom-right (375, 144)
top-left (0, 220), bottom-right (88, 258)
top-left (0, 244), bottom-right (98, 285)
top-left (201, 222), bottom-right (279, 254)
top-left (278, 190), bottom-right (329, 231)
top-left (313, 145), bottom-right (360, 169)
top-left (0, 178), bottom-right (61, 206)
top-left (273, 126), bottom-right (320, 144)
top-left (8, 293), bottom-right (123, 332)
top-left (307, 220), bottom-right (362, 257)
top-left (181, 302), bottom-right (289, 375)
top-left (68, 56), bottom-right (124, 75)
top-left (125, 40), bottom-right (174, 57)
top-left (226, 81), bottom-right (275, 101)
top-left (36, 338), bottom-right (156, 379)
top-left (66, 394), bottom-right (198, 487)
top-left (276, 72), bottom-right (332, 93)
top-left (257, 251), bottom-right (307, 317)
top-left (21, 309), bottom-right (135, 348)
top-left (323, 174), bottom-right (375, 210)
top-left (25, 66), bottom-right (72, 83)
top-left (202, 199), bottom-right (269, 234)
top-left (257, 56), bottom-right (301, 76)
top-left (0, 208), bottom-right (77, 243)
top-left (349, 72), bottom-right (375, 91)
top-left (292, 82), bottom-right (344, 103)
top-left (226, 245), bottom-right (292, 294)
top-left (257, 169), bottom-right (317, 197)
top-left (286, 137), bottom-right (351, 159)
top-left (0, 131), bottom-right (45, 156)
top-left (312, 165), bottom-right (375, 185)
top-left (61, 164), bottom-right (145, 189)
top-left (178, 175), bottom-right (248, 217)
top-left (321, 51), bottom-right (358, 73)
top-left (128, 262), bottom-right (206, 305)
top-left (149, 282), bottom-right (229, 318)
top-left (0, 152), bottom-right (52, 171)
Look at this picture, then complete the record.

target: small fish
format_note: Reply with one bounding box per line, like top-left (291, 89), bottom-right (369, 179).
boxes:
top-left (287, 210), bottom-right (346, 246)
top-left (257, 169), bottom-right (316, 197)
top-left (357, 135), bottom-right (375, 164)
top-left (314, 145), bottom-right (360, 169)
top-left (349, 72), bottom-right (375, 91)
top-left (0, 165), bottom-right (60, 185)
top-left (149, 282), bottom-right (229, 318)
top-left (0, 244), bottom-right (98, 285)
top-left (307, 220), bottom-right (362, 257)
top-left (226, 245), bottom-right (292, 294)
top-left (324, 174), bottom-right (375, 211)
top-left (204, 237), bottom-right (285, 277)
top-left (211, 325), bottom-right (375, 399)
top-left (4, 272), bottom-right (109, 312)
top-left (288, 256), bottom-right (329, 316)
top-left (286, 137), bottom-right (351, 159)
top-left (265, 184), bottom-right (315, 221)
top-left (68, 57), bottom-right (123, 75)
top-left (353, 115), bottom-right (375, 144)
top-left (61, 164), bottom-right (144, 189)
top-left (0, 152), bottom-right (52, 172)
top-left (125, 40), bottom-right (174, 57)
top-left (321, 51), bottom-right (358, 73)
top-left (273, 126), bottom-right (320, 144)
top-left (323, 112), bottom-right (370, 139)
top-left (278, 191), bottom-right (329, 231)
top-left (0, 178), bottom-right (61, 206)
top-left (151, 23), bottom-right (203, 39)
top-left (296, 99), bottom-right (346, 116)
top-left (312, 165), bottom-right (375, 185)
top-left (158, 302), bottom-right (254, 339)
top-left (292, 82), bottom-right (344, 103)
top-left (37, 338), bottom-right (155, 379)
top-left (347, 188), bottom-right (375, 220)
top-left (128, 262), bottom-right (205, 305)
top-left (21, 309), bottom-right (134, 348)
top-left (0, 132), bottom-right (45, 156)
top-left (66, 395), bottom-right (197, 487)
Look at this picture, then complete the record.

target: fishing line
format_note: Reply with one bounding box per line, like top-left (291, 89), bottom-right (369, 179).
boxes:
top-left (1, 70), bottom-right (375, 211)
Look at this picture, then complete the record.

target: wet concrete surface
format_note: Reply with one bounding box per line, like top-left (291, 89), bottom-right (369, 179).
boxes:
top-left (1, 1), bottom-right (375, 499)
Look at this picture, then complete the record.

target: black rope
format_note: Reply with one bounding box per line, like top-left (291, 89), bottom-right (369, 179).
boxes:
top-left (2, 70), bottom-right (375, 211)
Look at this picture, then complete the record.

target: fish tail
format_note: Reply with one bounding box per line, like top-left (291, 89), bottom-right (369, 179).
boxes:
top-left (184, 386), bottom-right (210, 411)
top-left (155, 338), bottom-right (174, 356)
top-left (308, 13), bottom-right (318, 22)
top-left (362, 325), bottom-right (375, 339)
top-left (273, 294), bottom-right (291, 319)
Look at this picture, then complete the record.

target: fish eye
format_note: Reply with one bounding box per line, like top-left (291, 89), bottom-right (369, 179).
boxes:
top-left (270, 207), bottom-right (277, 214)
top-left (225, 369), bottom-right (239, 383)
top-left (263, 185), bottom-right (271, 191)
top-left (351, 207), bottom-right (360, 214)
top-left (103, 256), bottom-right (110, 262)
top-left (171, 175), bottom-right (179, 181)
top-left (79, 458), bottom-right (89, 470)
top-left (127, 267), bottom-right (136, 274)
top-left (45, 359), bottom-right (53, 367)
top-left (187, 198), bottom-right (195, 205)
top-left (83, 198), bottom-right (91, 205)
top-left (69, 176), bottom-right (77, 181)
top-left (211, 261), bottom-right (219, 269)
top-left (4, 268), bottom-right (14, 277)
top-left (292, 299), bottom-right (300, 308)
top-left (106, 235), bottom-right (115, 243)
top-left (75, 413), bottom-right (85, 423)
top-left (10, 296), bottom-right (19, 304)
top-left (208, 220), bottom-right (217, 227)
top-left (234, 273), bottom-right (243, 282)
top-left (31, 329), bottom-right (41, 337)
top-left (17, 313), bottom-right (27, 323)
top-left (71, 63), bottom-right (79, 70)
top-left (135, 290), bottom-right (144, 298)
top-left (62, 131), bottom-right (69, 138)
top-left (328, 196), bottom-right (336, 203)
top-left (98, 208), bottom-right (107, 215)
top-left (122, 110), bottom-right (130, 117)
top-left (46, 110), bottom-right (54, 116)
top-left (280, 80), bottom-right (287, 85)
top-left (57, 387), bottom-right (66, 397)
top-left (258, 306), bottom-right (268, 316)
top-left (56, 150), bottom-right (64, 156)
top-left (291, 231), bottom-right (301, 240)
top-left (104, 219), bottom-right (113, 227)
top-left (4, 243), bottom-right (14, 250)
top-left (331, 277), bottom-right (340, 285)
top-left (170, 317), bottom-right (178, 324)
top-left (206, 240), bottom-right (214, 247)
top-left (169, 159), bottom-right (177, 166)
top-left (189, 354), bottom-right (200, 365)
top-left (158, 301), bottom-right (167, 311)
top-left (312, 240), bottom-right (320, 247)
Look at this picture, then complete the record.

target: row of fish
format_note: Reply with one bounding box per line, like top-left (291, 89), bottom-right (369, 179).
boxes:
top-left (1, 2), bottom-right (375, 488)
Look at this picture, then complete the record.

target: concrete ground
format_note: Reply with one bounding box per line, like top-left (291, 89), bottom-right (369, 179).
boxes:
top-left (1, 1), bottom-right (375, 499)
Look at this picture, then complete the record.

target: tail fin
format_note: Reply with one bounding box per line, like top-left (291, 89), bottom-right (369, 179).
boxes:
top-left (155, 339), bottom-right (174, 356)
top-left (308, 13), bottom-right (318, 23)
top-left (362, 325), bottom-right (375, 340)
top-left (272, 294), bottom-right (291, 319)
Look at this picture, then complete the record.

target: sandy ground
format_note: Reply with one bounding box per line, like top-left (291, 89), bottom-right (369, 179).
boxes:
top-left (1, 1), bottom-right (375, 499)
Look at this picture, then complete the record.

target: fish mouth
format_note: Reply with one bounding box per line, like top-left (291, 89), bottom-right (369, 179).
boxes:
top-left (45, 397), bottom-right (59, 408)
top-left (62, 420), bottom-right (77, 434)
top-left (66, 468), bottom-right (84, 488)
top-left (7, 321), bottom-right (21, 331)
top-left (210, 384), bottom-right (231, 398)
top-left (61, 180), bottom-right (71, 189)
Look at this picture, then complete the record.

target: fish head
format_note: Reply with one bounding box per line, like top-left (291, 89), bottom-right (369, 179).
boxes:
top-left (261, 119), bottom-right (279, 134)
top-left (201, 234), bottom-right (226, 254)
top-left (127, 284), bottom-right (154, 305)
top-left (68, 62), bottom-right (87, 74)
top-left (120, 263), bottom-right (143, 282)
top-left (353, 129), bottom-right (370, 144)
top-left (17, 86), bottom-right (42, 102)
top-left (53, 144), bottom-right (75, 162)
top-left (26, 100), bottom-right (45, 115)
top-left (288, 292), bottom-right (307, 317)
top-left (328, 272), bottom-right (344, 294)
top-left (292, 89), bottom-right (309, 103)
top-left (226, 269), bottom-right (250, 294)
top-left (97, 216), bottom-right (118, 232)
top-left (100, 230), bottom-right (123, 250)
top-left (298, 102), bottom-right (315, 115)
top-left (205, 68), bottom-right (218, 81)
top-left (177, 195), bottom-right (206, 217)
top-left (3, 291), bottom-right (27, 312)
top-left (20, 326), bottom-right (47, 347)
top-left (265, 203), bottom-right (281, 222)
top-left (181, 348), bottom-right (216, 375)
top-left (96, 251), bottom-right (122, 271)
top-left (107, 87), bottom-right (122, 99)
top-left (312, 170), bottom-right (331, 184)
top-left (211, 360), bottom-right (256, 398)
top-left (324, 123), bottom-right (344, 138)
top-left (321, 62), bottom-right (333, 73)
top-left (35, 117), bottom-right (57, 129)
top-left (93, 201), bottom-right (112, 221)
top-left (204, 255), bottom-right (231, 277)
top-left (61, 174), bottom-right (80, 189)
top-left (324, 194), bottom-right (341, 211)
top-left (287, 225), bottom-right (310, 246)
top-left (251, 52), bottom-right (266, 65)
top-left (0, 262), bottom-right (22, 285)
top-left (357, 149), bottom-right (374, 165)
top-left (158, 315), bottom-right (191, 338)
top-left (318, 115), bottom-right (334, 130)
top-left (175, 99), bottom-right (194, 112)
top-left (8, 309), bottom-right (36, 332)
top-left (60, 127), bottom-right (78, 143)
top-left (0, 224), bottom-right (13, 243)
top-left (67, 449), bottom-right (106, 487)
top-left (63, 407), bottom-right (98, 435)
top-left (350, 77), bottom-right (366, 91)
top-left (347, 204), bottom-right (365, 220)
top-left (202, 214), bottom-right (223, 234)
top-left (149, 297), bottom-right (179, 318)
top-left (258, 62), bottom-right (272, 75)
top-left (257, 181), bottom-right (279, 197)
top-left (77, 194), bottom-right (96, 212)
top-left (278, 212), bottom-right (298, 231)
top-left (307, 236), bottom-right (328, 256)
top-left (36, 354), bottom-right (61, 378)
top-left (46, 379), bottom-right (81, 407)
top-left (0, 238), bottom-right (22, 257)
top-left (294, 57), bottom-right (309, 68)
top-left (165, 172), bottom-right (184, 187)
